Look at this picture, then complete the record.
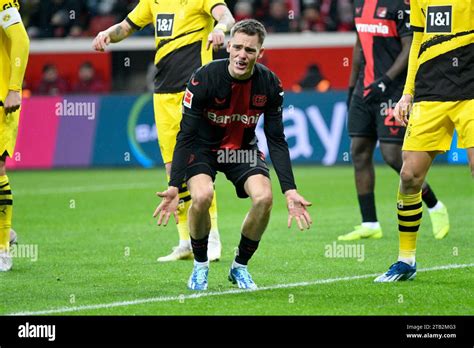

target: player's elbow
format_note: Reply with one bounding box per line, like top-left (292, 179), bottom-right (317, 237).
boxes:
top-left (121, 20), bottom-right (135, 37)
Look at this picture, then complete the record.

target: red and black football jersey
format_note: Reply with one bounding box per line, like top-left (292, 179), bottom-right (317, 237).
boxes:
top-left (169, 59), bottom-right (296, 193)
top-left (353, 0), bottom-right (412, 100)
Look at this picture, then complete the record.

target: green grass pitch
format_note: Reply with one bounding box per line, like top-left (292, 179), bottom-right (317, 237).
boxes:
top-left (1, 165), bottom-right (473, 315)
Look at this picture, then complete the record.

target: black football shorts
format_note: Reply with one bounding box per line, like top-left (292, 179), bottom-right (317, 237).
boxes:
top-left (185, 146), bottom-right (270, 198)
top-left (348, 95), bottom-right (405, 143)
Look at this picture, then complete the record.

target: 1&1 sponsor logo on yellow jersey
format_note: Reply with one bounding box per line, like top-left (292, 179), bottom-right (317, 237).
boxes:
top-left (2, 0), bottom-right (20, 11)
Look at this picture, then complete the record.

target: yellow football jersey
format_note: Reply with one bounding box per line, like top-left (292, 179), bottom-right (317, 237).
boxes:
top-left (410, 0), bottom-right (474, 101)
top-left (0, 0), bottom-right (21, 100)
top-left (127, 0), bottom-right (226, 93)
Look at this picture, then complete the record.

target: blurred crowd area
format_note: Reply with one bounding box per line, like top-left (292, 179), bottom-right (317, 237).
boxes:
top-left (21, 0), bottom-right (354, 38)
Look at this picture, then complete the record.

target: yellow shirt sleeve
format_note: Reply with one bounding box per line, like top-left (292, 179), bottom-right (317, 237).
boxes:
top-left (127, 0), bottom-right (153, 30)
top-left (402, 0), bottom-right (424, 96)
top-left (410, 0), bottom-right (425, 32)
top-left (402, 31), bottom-right (422, 96)
top-left (202, 0), bottom-right (227, 16)
top-left (0, 6), bottom-right (29, 91)
top-left (4, 23), bottom-right (30, 91)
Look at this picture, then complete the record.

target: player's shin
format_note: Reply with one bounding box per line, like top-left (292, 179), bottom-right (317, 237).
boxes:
top-left (188, 191), bottom-right (212, 261)
top-left (234, 197), bottom-right (271, 267)
top-left (397, 190), bottom-right (422, 266)
top-left (0, 175), bottom-right (13, 253)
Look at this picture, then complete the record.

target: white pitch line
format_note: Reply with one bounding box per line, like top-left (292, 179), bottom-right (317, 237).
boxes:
top-left (8, 263), bottom-right (474, 316)
top-left (14, 183), bottom-right (158, 196)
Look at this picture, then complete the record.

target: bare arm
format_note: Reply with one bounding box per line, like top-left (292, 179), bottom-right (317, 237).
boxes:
top-left (92, 20), bottom-right (136, 52)
top-left (348, 36), bottom-right (362, 88)
top-left (211, 4), bottom-right (235, 32)
top-left (207, 4), bottom-right (235, 51)
top-left (385, 35), bottom-right (412, 81)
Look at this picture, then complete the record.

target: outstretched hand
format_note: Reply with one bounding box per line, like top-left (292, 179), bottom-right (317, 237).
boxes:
top-left (285, 189), bottom-right (312, 231)
top-left (153, 187), bottom-right (180, 226)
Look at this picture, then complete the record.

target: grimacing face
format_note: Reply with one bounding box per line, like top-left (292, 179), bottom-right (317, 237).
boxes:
top-left (227, 32), bottom-right (264, 80)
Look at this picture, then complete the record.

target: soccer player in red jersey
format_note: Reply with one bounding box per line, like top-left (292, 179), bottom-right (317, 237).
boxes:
top-left (154, 19), bottom-right (312, 290)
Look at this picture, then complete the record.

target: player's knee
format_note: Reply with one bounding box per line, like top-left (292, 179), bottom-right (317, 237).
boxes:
top-left (351, 145), bottom-right (372, 170)
top-left (251, 191), bottom-right (273, 212)
top-left (191, 189), bottom-right (214, 211)
top-left (400, 167), bottom-right (423, 190)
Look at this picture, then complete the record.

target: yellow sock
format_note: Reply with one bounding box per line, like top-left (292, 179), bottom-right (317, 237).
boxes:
top-left (209, 189), bottom-right (219, 234)
top-left (0, 175), bottom-right (13, 253)
top-left (397, 190), bottom-right (422, 264)
top-left (175, 177), bottom-right (191, 242)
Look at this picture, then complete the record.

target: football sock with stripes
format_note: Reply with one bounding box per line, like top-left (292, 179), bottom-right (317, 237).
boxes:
top-left (397, 190), bottom-right (422, 266)
top-left (167, 174), bottom-right (191, 247)
top-left (177, 181), bottom-right (192, 246)
top-left (0, 175), bottom-right (13, 252)
top-left (235, 234), bottom-right (260, 266)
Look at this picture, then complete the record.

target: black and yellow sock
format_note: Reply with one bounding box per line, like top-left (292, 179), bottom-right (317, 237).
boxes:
top-left (167, 174), bottom-right (191, 244)
top-left (177, 181), bottom-right (192, 243)
top-left (0, 175), bottom-right (13, 253)
top-left (397, 190), bottom-right (422, 265)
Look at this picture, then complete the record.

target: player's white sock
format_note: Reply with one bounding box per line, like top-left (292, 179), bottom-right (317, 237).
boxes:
top-left (194, 260), bottom-right (209, 267)
top-left (428, 201), bottom-right (444, 213)
top-left (179, 239), bottom-right (191, 249)
top-left (397, 257), bottom-right (416, 266)
top-left (232, 260), bottom-right (246, 269)
top-left (361, 221), bottom-right (381, 229)
top-left (209, 230), bottom-right (220, 242)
